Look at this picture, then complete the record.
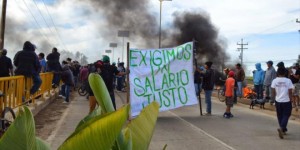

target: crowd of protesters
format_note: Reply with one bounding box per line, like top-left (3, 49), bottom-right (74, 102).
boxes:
top-left (0, 41), bottom-right (128, 106)
top-left (194, 60), bottom-right (299, 139)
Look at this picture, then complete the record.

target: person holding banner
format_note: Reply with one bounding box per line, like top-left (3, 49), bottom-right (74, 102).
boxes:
top-left (201, 61), bottom-right (215, 115)
top-left (194, 66), bottom-right (203, 96)
top-left (89, 56), bottom-right (127, 112)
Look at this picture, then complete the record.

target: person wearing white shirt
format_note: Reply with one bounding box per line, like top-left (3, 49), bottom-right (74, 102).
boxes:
top-left (271, 67), bottom-right (294, 139)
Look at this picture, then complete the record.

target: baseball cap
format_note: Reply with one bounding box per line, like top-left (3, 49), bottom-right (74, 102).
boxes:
top-left (228, 71), bottom-right (235, 77)
top-left (102, 55), bottom-right (110, 63)
top-left (266, 60), bottom-right (273, 65)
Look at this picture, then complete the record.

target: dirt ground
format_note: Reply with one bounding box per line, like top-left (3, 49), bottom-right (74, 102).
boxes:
top-left (34, 92), bottom-right (75, 140)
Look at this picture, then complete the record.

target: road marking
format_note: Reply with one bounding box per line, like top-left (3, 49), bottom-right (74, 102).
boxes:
top-left (168, 111), bottom-right (236, 150)
top-left (46, 102), bottom-right (71, 144)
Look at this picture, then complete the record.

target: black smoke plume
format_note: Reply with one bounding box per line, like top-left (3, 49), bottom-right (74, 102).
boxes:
top-left (168, 11), bottom-right (229, 67)
top-left (83, 1), bottom-right (229, 68)
top-left (80, 0), bottom-right (159, 48)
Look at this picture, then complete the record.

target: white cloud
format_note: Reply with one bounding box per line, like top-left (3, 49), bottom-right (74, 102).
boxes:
top-left (3, 0), bottom-right (299, 65)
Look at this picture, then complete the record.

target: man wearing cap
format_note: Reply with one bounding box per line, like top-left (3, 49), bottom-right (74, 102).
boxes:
top-left (264, 60), bottom-right (277, 104)
top-left (0, 49), bottom-right (13, 77)
top-left (89, 55), bottom-right (127, 111)
top-left (201, 61), bottom-right (215, 115)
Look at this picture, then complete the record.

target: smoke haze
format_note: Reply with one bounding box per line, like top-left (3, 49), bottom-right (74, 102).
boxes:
top-left (83, 0), bottom-right (229, 67)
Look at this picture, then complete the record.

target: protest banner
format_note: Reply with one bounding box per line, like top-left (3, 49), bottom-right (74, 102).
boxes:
top-left (129, 42), bottom-right (198, 116)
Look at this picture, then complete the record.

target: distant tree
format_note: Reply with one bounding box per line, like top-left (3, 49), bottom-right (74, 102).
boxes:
top-left (75, 51), bottom-right (81, 60)
top-left (81, 55), bottom-right (88, 65)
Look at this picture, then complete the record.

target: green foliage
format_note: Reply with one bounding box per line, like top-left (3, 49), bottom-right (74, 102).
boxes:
top-left (127, 102), bottom-right (159, 150)
top-left (0, 73), bottom-right (160, 150)
top-left (0, 106), bottom-right (50, 150)
top-left (88, 73), bottom-right (115, 113)
top-left (58, 105), bottom-right (129, 150)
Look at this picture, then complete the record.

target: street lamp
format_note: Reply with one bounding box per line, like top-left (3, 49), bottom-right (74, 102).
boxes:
top-left (159, 0), bottom-right (172, 49)
top-left (109, 43), bottom-right (117, 63)
top-left (118, 30), bottom-right (130, 62)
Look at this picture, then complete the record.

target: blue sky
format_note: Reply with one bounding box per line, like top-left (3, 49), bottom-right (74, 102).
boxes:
top-left (2, 0), bottom-right (300, 74)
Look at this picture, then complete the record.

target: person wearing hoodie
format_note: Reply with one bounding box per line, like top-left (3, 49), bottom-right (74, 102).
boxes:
top-left (14, 41), bottom-right (42, 96)
top-left (263, 60), bottom-right (277, 104)
top-left (59, 61), bottom-right (74, 103)
top-left (46, 47), bottom-right (61, 88)
top-left (253, 63), bottom-right (265, 100)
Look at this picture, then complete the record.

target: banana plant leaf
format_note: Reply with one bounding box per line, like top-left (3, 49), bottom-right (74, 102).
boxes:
top-left (88, 73), bottom-right (115, 113)
top-left (0, 106), bottom-right (50, 150)
top-left (75, 107), bottom-right (102, 130)
top-left (58, 105), bottom-right (129, 150)
top-left (126, 102), bottom-right (159, 150)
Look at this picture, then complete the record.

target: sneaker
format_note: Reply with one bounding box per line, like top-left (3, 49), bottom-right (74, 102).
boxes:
top-left (204, 113), bottom-right (211, 116)
top-left (229, 113), bottom-right (234, 118)
top-left (52, 84), bottom-right (57, 88)
top-left (223, 114), bottom-right (230, 119)
top-left (277, 128), bottom-right (284, 139)
top-left (59, 95), bottom-right (66, 99)
top-left (62, 101), bottom-right (69, 104)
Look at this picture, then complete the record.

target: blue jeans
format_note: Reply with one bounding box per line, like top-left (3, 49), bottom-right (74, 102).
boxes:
top-left (194, 83), bottom-right (202, 96)
top-left (117, 77), bottom-right (123, 91)
top-left (236, 82), bottom-right (243, 97)
top-left (254, 84), bottom-right (263, 99)
top-left (73, 76), bottom-right (78, 88)
top-left (48, 67), bottom-right (60, 85)
top-left (275, 101), bottom-right (292, 132)
top-left (30, 73), bottom-right (42, 95)
top-left (204, 90), bottom-right (212, 113)
top-left (109, 91), bottom-right (116, 110)
top-left (264, 85), bottom-right (274, 102)
top-left (61, 84), bottom-right (70, 102)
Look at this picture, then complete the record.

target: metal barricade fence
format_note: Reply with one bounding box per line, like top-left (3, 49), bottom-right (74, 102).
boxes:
top-left (0, 73), bottom-right (53, 112)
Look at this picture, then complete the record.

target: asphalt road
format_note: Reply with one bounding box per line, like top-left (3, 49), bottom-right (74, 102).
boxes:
top-left (116, 92), bottom-right (300, 150)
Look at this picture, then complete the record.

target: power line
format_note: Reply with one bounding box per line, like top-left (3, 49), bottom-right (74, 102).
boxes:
top-left (245, 19), bottom-right (295, 43)
top-left (21, 0), bottom-right (53, 47)
top-left (32, 0), bottom-right (60, 45)
top-left (41, 0), bottom-right (68, 50)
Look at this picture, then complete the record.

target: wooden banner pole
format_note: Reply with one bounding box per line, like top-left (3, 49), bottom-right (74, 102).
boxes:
top-left (193, 39), bottom-right (203, 116)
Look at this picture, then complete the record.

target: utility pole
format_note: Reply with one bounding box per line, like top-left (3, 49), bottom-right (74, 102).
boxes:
top-left (297, 19), bottom-right (300, 64)
top-left (0, 0), bottom-right (7, 50)
top-left (158, 0), bottom-right (172, 49)
top-left (237, 38), bottom-right (248, 67)
top-left (296, 18), bottom-right (300, 33)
